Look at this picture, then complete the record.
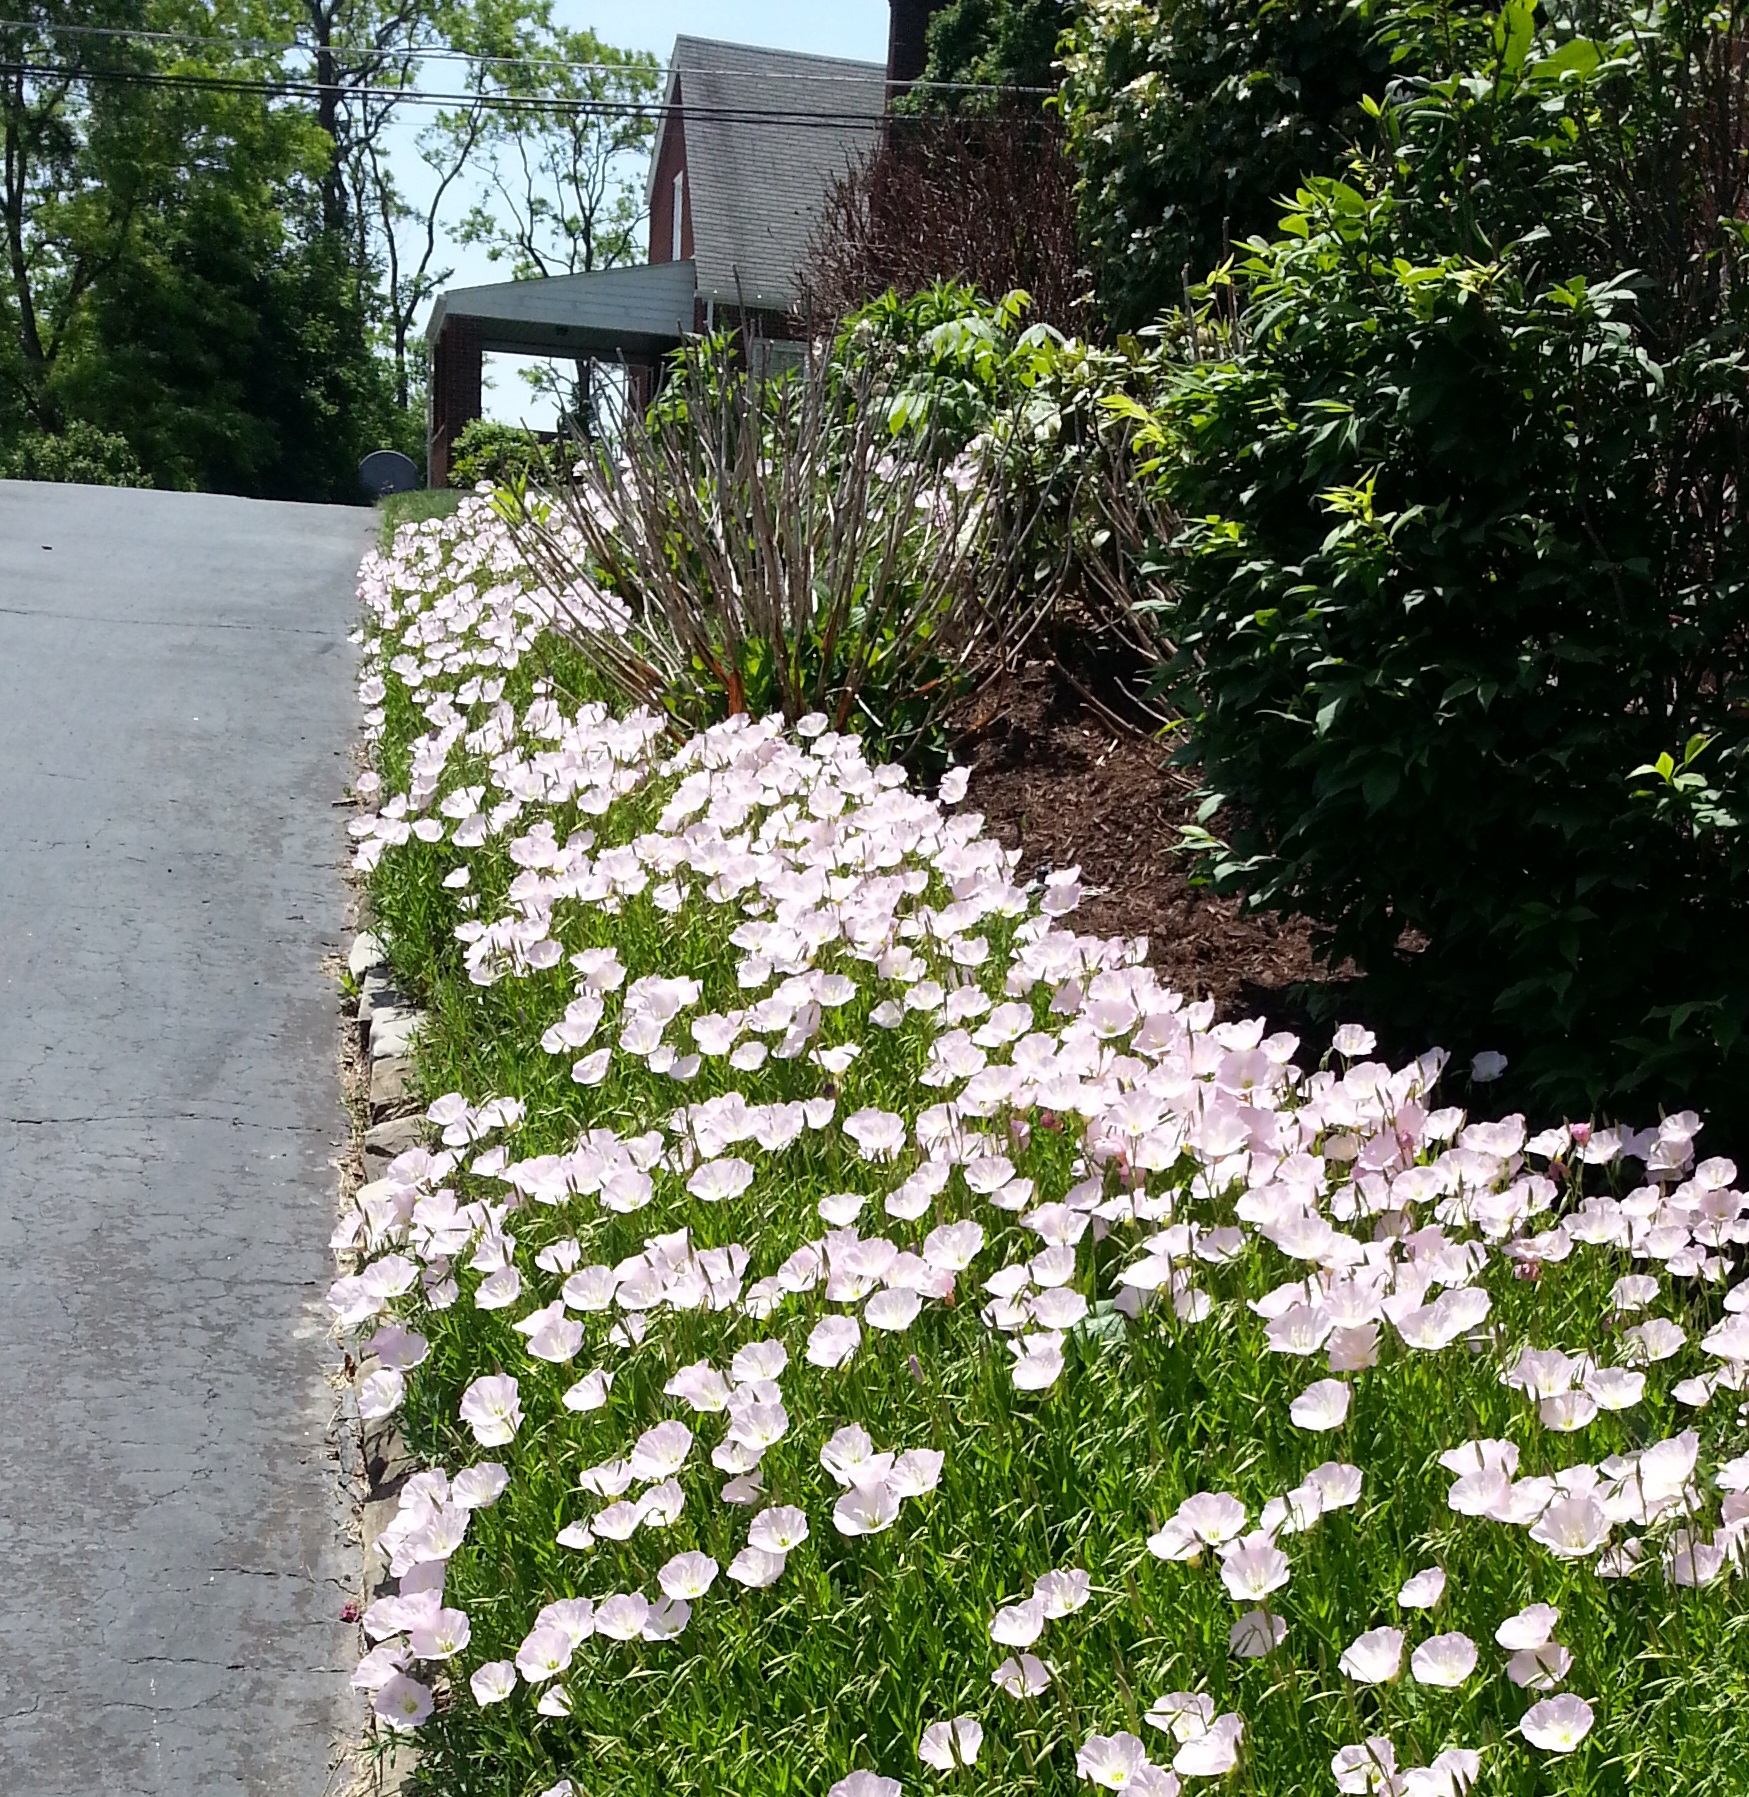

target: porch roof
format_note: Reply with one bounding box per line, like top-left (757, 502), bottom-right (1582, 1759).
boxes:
top-left (424, 259), bottom-right (698, 360)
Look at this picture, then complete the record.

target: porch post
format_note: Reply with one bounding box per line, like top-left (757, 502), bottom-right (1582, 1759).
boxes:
top-left (428, 314), bottom-right (484, 488)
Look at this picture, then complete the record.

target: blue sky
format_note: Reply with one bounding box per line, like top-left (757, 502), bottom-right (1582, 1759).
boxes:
top-left (458, 3), bottom-right (891, 420)
top-left (579, 2), bottom-right (889, 62)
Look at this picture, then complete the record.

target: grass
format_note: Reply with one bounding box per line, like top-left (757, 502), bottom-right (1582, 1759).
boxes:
top-left (378, 486), bottom-right (462, 546)
top-left (340, 496), bottom-right (1749, 1797)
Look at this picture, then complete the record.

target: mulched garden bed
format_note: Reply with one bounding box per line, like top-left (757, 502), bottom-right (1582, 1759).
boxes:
top-left (957, 661), bottom-right (1342, 1021)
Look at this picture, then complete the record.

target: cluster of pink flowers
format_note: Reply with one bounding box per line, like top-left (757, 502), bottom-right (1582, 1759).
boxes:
top-left (333, 503), bottom-right (1749, 1786)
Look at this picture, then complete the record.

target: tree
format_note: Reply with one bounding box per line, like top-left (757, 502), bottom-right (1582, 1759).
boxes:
top-left (273, 0), bottom-right (654, 348)
top-left (285, 0), bottom-right (455, 239)
top-left (356, 93), bottom-right (486, 414)
top-left (1061, 0), bottom-right (1397, 330)
top-left (2, 0), bottom-right (400, 495)
top-left (274, 0), bottom-right (483, 452)
top-left (453, 17), bottom-right (656, 281)
top-left (909, 0), bottom-right (1070, 102)
top-left (451, 11), bottom-right (656, 432)
top-left (2, 0), bottom-right (658, 491)
top-left (1, 0), bottom-right (155, 433)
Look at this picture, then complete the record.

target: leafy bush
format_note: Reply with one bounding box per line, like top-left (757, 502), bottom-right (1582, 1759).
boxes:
top-left (1062, 0), bottom-right (1398, 330)
top-left (342, 493), bottom-right (1749, 1797)
top-left (839, 287), bottom-right (1190, 689)
top-left (1134, 1), bottom-right (1749, 1130)
top-left (450, 418), bottom-right (560, 489)
top-left (822, 287), bottom-right (1186, 722)
top-left (1, 419), bottom-right (151, 487)
top-left (829, 285), bottom-right (1064, 450)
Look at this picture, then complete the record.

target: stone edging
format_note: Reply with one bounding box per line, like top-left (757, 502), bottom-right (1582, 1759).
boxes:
top-left (339, 927), bottom-right (429, 1795)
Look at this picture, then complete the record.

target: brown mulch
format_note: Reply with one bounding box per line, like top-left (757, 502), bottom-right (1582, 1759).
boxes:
top-left (956, 661), bottom-right (1336, 1018)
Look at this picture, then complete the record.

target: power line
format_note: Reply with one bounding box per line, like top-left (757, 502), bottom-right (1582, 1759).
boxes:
top-left (8, 58), bottom-right (909, 127)
top-left (0, 18), bottom-right (1054, 94)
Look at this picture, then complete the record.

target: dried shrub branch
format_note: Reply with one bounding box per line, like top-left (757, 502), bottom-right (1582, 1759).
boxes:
top-left (804, 111), bottom-right (1090, 333)
top-left (505, 346), bottom-right (1070, 762)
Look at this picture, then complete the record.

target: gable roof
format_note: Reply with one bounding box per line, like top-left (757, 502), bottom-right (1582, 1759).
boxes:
top-left (656, 36), bottom-right (886, 313)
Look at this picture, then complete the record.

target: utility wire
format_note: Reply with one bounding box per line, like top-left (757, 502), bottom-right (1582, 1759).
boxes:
top-left (0, 18), bottom-right (1054, 93)
top-left (8, 58), bottom-right (920, 127)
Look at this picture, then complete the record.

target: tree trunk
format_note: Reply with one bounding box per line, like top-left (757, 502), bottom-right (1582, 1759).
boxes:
top-left (2, 65), bottom-right (53, 425)
top-left (306, 2), bottom-right (348, 235)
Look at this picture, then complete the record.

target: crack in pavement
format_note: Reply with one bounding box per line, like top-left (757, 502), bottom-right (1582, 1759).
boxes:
top-left (5, 1107), bottom-right (247, 1121)
top-left (0, 602), bottom-right (341, 637)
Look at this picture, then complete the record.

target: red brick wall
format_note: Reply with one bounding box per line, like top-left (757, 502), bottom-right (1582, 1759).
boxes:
top-left (649, 88), bottom-right (693, 264)
top-left (887, 0), bottom-right (945, 87)
top-left (428, 314), bottom-right (483, 489)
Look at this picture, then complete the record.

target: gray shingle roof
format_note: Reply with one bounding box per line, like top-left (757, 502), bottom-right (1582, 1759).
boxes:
top-left (425, 260), bottom-right (697, 358)
top-left (667, 36), bottom-right (886, 313)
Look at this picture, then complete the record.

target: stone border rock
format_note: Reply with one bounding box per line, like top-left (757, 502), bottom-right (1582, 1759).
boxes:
top-left (337, 926), bottom-right (429, 1796)
top-left (351, 928), bottom-right (423, 1129)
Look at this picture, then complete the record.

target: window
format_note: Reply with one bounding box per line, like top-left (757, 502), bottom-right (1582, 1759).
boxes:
top-left (671, 170), bottom-right (685, 261)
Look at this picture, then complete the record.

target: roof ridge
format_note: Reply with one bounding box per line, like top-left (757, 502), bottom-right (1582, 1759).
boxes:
top-left (671, 35), bottom-right (886, 75)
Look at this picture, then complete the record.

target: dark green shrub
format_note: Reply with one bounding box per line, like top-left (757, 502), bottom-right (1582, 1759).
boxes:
top-left (1, 420), bottom-right (151, 487)
top-left (1142, 1), bottom-right (1749, 1129)
top-left (1062, 0), bottom-right (1399, 330)
top-left (449, 419), bottom-right (559, 489)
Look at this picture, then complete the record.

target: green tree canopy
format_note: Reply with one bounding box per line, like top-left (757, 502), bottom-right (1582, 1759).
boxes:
top-left (910, 0), bottom-right (1070, 103)
top-left (2, 0), bottom-right (656, 497)
top-left (3, 0), bottom-right (400, 494)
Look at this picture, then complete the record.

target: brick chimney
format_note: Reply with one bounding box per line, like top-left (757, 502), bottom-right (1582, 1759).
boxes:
top-left (887, 0), bottom-right (943, 92)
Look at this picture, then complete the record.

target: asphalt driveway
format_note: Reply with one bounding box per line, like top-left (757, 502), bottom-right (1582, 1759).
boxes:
top-left (0, 481), bottom-right (371, 1795)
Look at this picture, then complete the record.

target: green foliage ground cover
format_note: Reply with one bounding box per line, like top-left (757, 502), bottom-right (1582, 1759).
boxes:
top-left (335, 496), bottom-right (1749, 1797)
top-left (323, 21), bottom-right (1749, 1778)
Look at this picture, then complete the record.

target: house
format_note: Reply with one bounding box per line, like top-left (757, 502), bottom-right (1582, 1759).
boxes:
top-left (646, 37), bottom-right (888, 338)
top-left (425, 22), bottom-right (935, 486)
